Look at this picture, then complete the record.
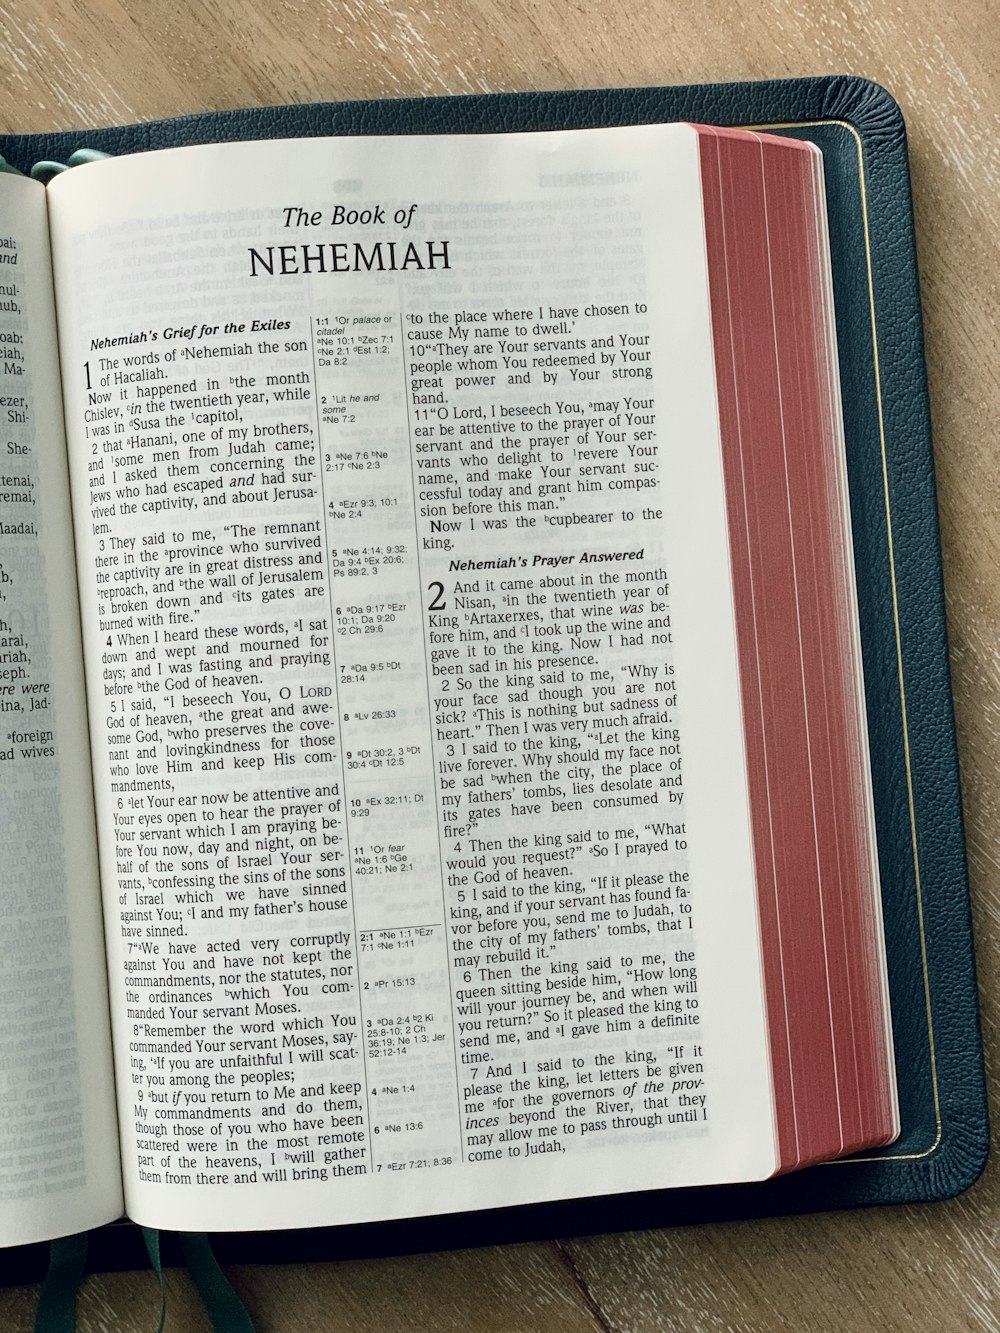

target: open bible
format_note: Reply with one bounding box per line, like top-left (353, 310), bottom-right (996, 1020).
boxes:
top-left (0, 111), bottom-right (946, 1251)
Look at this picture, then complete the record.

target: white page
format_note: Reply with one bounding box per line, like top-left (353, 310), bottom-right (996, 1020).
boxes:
top-left (48, 125), bottom-right (775, 1232)
top-left (0, 173), bottom-right (121, 1245)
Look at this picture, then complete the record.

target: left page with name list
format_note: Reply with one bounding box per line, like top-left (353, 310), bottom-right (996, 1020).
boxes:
top-left (0, 173), bottom-right (121, 1245)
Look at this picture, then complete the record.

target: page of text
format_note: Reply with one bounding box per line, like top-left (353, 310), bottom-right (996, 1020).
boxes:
top-left (50, 127), bottom-right (774, 1231)
top-left (0, 174), bottom-right (121, 1245)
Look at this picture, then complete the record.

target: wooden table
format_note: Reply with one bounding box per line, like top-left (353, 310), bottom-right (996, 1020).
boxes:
top-left (0, 2), bottom-right (996, 1328)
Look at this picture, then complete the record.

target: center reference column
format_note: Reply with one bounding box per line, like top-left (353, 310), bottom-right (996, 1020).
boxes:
top-left (311, 311), bottom-right (462, 1177)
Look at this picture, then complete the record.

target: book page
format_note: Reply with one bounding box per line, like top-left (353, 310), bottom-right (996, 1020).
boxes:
top-left (48, 126), bottom-right (775, 1232)
top-left (0, 174), bottom-right (121, 1245)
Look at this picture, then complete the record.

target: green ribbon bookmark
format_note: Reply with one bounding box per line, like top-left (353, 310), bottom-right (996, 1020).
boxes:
top-left (35, 1232), bottom-right (88, 1333)
top-left (179, 1233), bottom-right (256, 1333)
top-left (36, 1228), bottom-right (255, 1332)
top-left (30, 148), bottom-right (111, 182)
top-left (145, 1229), bottom-right (256, 1333)
top-left (140, 1229), bottom-right (167, 1333)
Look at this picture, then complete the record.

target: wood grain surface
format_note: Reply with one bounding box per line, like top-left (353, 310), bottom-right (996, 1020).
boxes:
top-left (0, 2), bottom-right (996, 1328)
